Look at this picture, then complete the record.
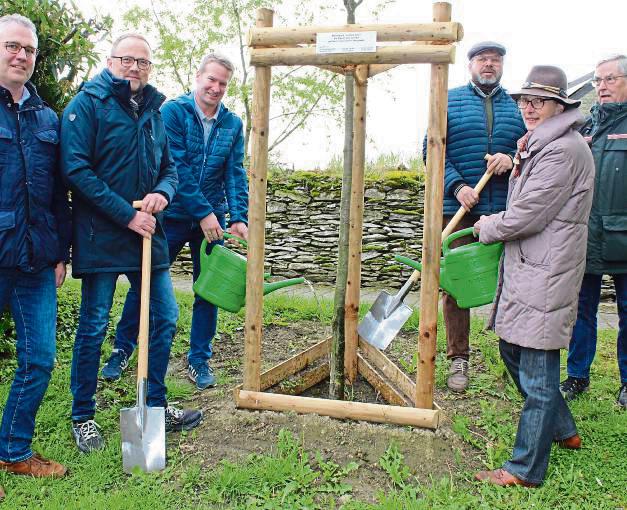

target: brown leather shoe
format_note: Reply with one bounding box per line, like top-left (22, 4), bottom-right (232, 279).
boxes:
top-left (556, 433), bottom-right (581, 450)
top-left (474, 468), bottom-right (538, 487)
top-left (0, 452), bottom-right (67, 478)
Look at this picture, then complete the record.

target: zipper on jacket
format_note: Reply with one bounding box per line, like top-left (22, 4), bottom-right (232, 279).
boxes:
top-left (197, 109), bottom-right (225, 186)
top-left (15, 107), bottom-right (34, 268)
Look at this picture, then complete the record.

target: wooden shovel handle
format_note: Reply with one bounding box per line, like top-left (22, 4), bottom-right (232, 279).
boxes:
top-left (133, 200), bottom-right (152, 381)
top-left (409, 157), bottom-right (495, 280)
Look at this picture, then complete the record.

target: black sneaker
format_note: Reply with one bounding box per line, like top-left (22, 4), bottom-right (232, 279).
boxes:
top-left (560, 376), bottom-right (590, 401)
top-left (165, 405), bottom-right (203, 432)
top-left (618, 383), bottom-right (627, 409)
top-left (101, 349), bottom-right (129, 381)
top-left (72, 419), bottom-right (105, 453)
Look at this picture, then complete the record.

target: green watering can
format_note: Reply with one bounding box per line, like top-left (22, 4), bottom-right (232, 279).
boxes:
top-left (193, 233), bottom-right (305, 313)
top-left (395, 227), bottom-right (503, 309)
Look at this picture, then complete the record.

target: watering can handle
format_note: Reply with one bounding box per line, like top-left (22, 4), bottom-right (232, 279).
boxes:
top-left (223, 232), bottom-right (248, 249)
top-left (442, 227), bottom-right (477, 255)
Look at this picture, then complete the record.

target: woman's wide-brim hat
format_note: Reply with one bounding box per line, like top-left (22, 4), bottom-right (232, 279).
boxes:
top-left (510, 65), bottom-right (580, 107)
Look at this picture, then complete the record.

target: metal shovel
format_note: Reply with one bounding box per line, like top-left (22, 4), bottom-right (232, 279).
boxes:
top-left (358, 165), bottom-right (495, 350)
top-left (121, 206), bottom-right (166, 473)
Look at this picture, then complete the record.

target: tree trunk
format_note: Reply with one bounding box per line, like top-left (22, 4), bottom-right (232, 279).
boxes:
top-left (329, 0), bottom-right (361, 400)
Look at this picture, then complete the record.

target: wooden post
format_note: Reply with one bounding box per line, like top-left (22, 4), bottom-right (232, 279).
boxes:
top-left (243, 8), bottom-right (273, 391)
top-left (344, 64), bottom-right (368, 383)
top-left (415, 2), bottom-right (451, 409)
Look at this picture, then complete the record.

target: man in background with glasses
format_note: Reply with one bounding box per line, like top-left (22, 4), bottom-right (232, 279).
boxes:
top-left (60, 33), bottom-right (202, 455)
top-left (0, 14), bottom-right (71, 497)
top-left (423, 41), bottom-right (526, 392)
top-left (560, 54), bottom-right (627, 409)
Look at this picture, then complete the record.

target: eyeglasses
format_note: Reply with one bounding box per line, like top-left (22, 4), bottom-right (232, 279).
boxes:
top-left (110, 55), bottom-right (153, 71)
top-left (473, 55), bottom-right (503, 65)
top-left (2, 41), bottom-right (39, 58)
top-left (591, 75), bottom-right (626, 87)
top-left (517, 97), bottom-right (552, 110)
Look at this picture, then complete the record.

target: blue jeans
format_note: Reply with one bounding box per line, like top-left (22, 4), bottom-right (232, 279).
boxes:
top-left (0, 268), bottom-right (56, 462)
top-left (567, 273), bottom-right (627, 383)
top-left (70, 269), bottom-right (178, 421)
top-left (499, 339), bottom-right (577, 485)
top-left (115, 216), bottom-right (224, 367)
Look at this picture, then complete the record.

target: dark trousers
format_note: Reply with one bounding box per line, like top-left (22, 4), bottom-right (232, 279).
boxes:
top-left (442, 214), bottom-right (480, 360)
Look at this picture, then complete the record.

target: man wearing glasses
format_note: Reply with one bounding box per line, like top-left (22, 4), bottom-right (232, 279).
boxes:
top-left (561, 54), bottom-right (627, 409)
top-left (424, 41), bottom-right (525, 392)
top-left (60, 33), bottom-right (202, 454)
top-left (0, 14), bottom-right (71, 496)
top-left (101, 53), bottom-right (248, 391)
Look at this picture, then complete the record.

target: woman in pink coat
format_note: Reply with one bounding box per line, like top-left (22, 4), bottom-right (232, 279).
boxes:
top-left (473, 66), bottom-right (595, 487)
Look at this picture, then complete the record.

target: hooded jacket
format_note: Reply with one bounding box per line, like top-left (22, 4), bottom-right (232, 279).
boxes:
top-left (480, 107), bottom-right (595, 350)
top-left (580, 102), bottom-right (627, 274)
top-left (160, 93), bottom-right (247, 224)
top-left (60, 69), bottom-right (177, 276)
top-left (0, 82), bottom-right (71, 273)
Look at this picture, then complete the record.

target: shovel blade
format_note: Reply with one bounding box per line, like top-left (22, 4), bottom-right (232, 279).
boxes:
top-left (358, 292), bottom-right (414, 350)
top-left (120, 405), bottom-right (165, 473)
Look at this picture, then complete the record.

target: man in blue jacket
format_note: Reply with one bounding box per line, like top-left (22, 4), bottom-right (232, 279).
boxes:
top-left (102, 53), bottom-right (248, 390)
top-left (61, 33), bottom-right (202, 453)
top-left (425, 41), bottom-right (525, 392)
top-left (0, 14), bottom-right (71, 492)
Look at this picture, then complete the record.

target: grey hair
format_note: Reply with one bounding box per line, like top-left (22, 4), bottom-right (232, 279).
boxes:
top-left (596, 54), bottom-right (627, 74)
top-left (0, 14), bottom-right (38, 43)
top-left (111, 33), bottom-right (152, 55)
top-left (198, 53), bottom-right (234, 76)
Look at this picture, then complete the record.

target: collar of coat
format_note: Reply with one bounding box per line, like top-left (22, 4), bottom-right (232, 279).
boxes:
top-left (80, 68), bottom-right (166, 112)
top-left (0, 80), bottom-right (45, 109)
top-left (519, 107), bottom-right (585, 159)
top-left (590, 101), bottom-right (627, 126)
top-left (174, 91), bottom-right (228, 123)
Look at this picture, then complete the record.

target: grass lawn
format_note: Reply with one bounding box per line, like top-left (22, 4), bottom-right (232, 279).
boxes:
top-left (0, 280), bottom-right (624, 509)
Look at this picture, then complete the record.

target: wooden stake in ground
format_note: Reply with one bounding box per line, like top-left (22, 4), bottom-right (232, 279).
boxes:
top-left (415, 2), bottom-right (451, 409)
top-left (243, 8), bottom-right (273, 392)
top-left (329, 0), bottom-right (363, 401)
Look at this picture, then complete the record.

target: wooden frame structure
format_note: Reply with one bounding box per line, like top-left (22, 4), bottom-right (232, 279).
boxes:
top-left (235, 3), bottom-right (461, 429)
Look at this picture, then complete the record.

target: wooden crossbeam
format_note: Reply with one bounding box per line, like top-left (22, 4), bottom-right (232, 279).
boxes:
top-left (250, 44), bottom-right (455, 67)
top-left (274, 363), bottom-right (330, 395)
top-left (235, 389), bottom-right (440, 429)
top-left (357, 354), bottom-right (412, 407)
top-left (248, 22), bottom-right (463, 46)
top-left (359, 338), bottom-right (416, 404)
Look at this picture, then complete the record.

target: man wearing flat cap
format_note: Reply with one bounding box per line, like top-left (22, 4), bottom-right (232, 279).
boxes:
top-left (424, 41), bottom-right (526, 392)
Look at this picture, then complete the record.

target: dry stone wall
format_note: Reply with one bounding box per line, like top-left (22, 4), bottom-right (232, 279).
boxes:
top-left (172, 171), bottom-right (616, 300)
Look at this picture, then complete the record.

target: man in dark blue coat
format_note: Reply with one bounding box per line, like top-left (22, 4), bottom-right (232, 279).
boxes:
top-left (61, 33), bottom-right (202, 454)
top-left (102, 53), bottom-right (248, 390)
top-left (0, 14), bottom-right (71, 493)
top-left (425, 41), bottom-right (525, 392)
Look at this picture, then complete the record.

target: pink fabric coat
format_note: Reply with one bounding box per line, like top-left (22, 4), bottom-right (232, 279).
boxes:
top-left (480, 108), bottom-right (595, 350)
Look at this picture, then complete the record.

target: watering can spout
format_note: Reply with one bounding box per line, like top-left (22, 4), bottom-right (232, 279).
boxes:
top-left (263, 277), bottom-right (306, 295)
top-left (395, 255), bottom-right (422, 273)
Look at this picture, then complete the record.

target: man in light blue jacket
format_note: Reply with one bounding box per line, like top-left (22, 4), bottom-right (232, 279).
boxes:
top-left (103, 53), bottom-right (248, 390)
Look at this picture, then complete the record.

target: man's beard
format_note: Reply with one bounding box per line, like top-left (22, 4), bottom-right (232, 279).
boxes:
top-left (476, 75), bottom-right (500, 86)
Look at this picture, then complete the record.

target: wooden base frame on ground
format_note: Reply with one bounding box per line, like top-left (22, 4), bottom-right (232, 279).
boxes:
top-left (238, 3), bottom-right (459, 430)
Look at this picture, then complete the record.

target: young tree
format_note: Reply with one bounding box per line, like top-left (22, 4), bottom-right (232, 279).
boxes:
top-left (329, 0), bottom-right (363, 400)
top-left (122, 0), bottom-right (344, 157)
top-left (0, 0), bottom-right (112, 114)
